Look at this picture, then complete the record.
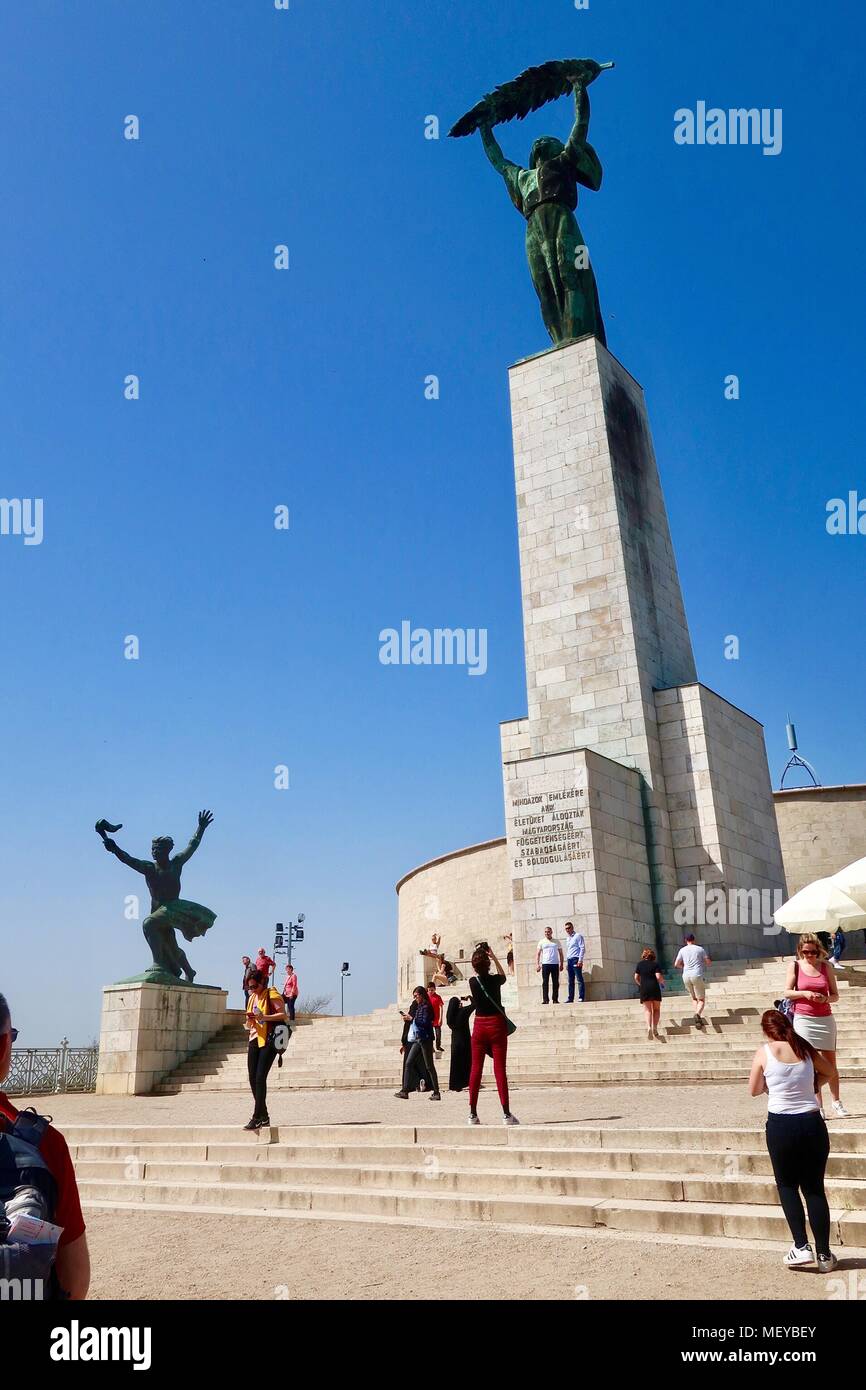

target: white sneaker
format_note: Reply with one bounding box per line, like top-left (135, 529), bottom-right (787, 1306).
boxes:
top-left (817, 1252), bottom-right (838, 1274)
top-left (503, 1113), bottom-right (520, 1126)
top-left (783, 1243), bottom-right (814, 1267)
top-left (832, 1100), bottom-right (850, 1118)
top-left (467, 1114), bottom-right (480, 1126)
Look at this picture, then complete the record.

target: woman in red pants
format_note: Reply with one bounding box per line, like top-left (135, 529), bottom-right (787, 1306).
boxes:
top-left (467, 945), bottom-right (519, 1126)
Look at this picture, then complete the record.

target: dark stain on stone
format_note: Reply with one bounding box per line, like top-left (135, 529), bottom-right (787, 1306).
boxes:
top-left (603, 376), bottom-right (663, 672)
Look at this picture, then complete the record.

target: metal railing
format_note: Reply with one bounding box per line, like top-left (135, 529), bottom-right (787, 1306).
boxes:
top-left (6, 1041), bottom-right (98, 1096)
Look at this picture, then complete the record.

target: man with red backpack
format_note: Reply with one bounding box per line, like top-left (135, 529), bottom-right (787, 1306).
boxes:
top-left (0, 991), bottom-right (90, 1299)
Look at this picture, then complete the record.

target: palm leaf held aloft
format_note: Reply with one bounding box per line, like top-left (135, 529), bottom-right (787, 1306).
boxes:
top-left (448, 58), bottom-right (614, 139)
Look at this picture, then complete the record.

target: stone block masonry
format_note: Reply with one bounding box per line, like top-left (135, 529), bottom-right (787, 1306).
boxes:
top-left (501, 336), bottom-right (786, 997)
top-left (395, 839), bottom-right (512, 998)
top-left (96, 981), bottom-right (228, 1095)
top-left (656, 683), bottom-right (789, 955)
top-left (508, 334), bottom-right (696, 771)
top-left (502, 743), bottom-right (656, 1000)
top-left (774, 785), bottom-right (866, 898)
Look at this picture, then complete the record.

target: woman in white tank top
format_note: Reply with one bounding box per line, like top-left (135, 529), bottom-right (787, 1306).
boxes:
top-left (761, 1043), bottom-right (821, 1114)
top-left (749, 1009), bottom-right (836, 1271)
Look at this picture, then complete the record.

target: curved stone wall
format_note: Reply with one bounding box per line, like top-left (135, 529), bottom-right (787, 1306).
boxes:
top-left (396, 839), bottom-right (511, 1000)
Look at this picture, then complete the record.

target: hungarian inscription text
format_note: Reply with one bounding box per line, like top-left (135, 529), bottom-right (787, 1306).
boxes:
top-left (510, 787), bottom-right (589, 870)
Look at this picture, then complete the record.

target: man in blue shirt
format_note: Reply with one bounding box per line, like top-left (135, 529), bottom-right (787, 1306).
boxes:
top-left (564, 922), bottom-right (586, 1003)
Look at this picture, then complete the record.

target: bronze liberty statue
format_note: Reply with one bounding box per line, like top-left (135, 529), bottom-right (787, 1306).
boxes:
top-left (96, 810), bottom-right (216, 984)
top-left (450, 58), bottom-right (613, 348)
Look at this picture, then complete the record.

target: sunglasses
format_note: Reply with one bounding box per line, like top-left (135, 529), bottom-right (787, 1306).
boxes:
top-left (8, 1028), bottom-right (18, 1042)
top-left (801, 949), bottom-right (818, 956)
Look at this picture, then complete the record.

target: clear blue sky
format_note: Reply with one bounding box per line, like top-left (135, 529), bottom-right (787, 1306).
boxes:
top-left (2, 1), bottom-right (863, 1044)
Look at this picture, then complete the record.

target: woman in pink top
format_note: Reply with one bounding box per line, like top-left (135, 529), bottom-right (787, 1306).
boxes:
top-left (282, 965), bottom-right (299, 1021)
top-left (783, 933), bottom-right (848, 1117)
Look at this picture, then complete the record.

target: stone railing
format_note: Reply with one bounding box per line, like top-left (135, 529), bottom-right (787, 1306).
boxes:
top-left (6, 1042), bottom-right (98, 1096)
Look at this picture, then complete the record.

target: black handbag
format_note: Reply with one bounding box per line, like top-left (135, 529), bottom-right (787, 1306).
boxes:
top-left (476, 977), bottom-right (517, 1035)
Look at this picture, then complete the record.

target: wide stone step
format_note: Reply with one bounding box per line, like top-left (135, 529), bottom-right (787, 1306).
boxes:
top-left (68, 1144), bottom-right (866, 1186)
top-left (65, 1122), bottom-right (866, 1153)
top-left (170, 1032), bottom-right (866, 1058)
top-left (95, 1159), bottom-right (866, 1208)
top-left (190, 1039), bottom-right (866, 1069)
top-left (292, 1019), bottom-right (866, 1038)
top-left (204, 1001), bottom-right (864, 1035)
top-left (167, 1056), bottom-right (866, 1077)
top-left (280, 1021), bottom-right (866, 1049)
top-left (155, 1065), bottom-right (866, 1091)
top-left (75, 1175), bottom-right (866, 1244)
top-left (76, 1158), bottom-right (692, 1201)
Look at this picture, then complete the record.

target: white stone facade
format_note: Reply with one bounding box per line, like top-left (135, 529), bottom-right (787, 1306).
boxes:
top-left (501, 743), bottom-right (656, 1000)
top-left (500, 336), bottom-right (786, 996)
top-left (395, 336), bottom-right (788, 1004)
top-left (656, 683), bottom-right (789, 953)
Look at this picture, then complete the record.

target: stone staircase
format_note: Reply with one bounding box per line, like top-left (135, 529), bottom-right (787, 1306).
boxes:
top-left (153, 957), bottom-right (866, 1094)
top-left (68, 1119), bottom-right (866, 1247)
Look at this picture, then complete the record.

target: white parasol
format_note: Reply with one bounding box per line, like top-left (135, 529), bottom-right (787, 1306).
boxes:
top-left (830, 855), bottom-right (866, 914)
top-left (773, 876), bottom-right (866, 933)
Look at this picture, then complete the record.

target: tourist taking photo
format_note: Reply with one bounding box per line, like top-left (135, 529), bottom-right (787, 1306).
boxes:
top-left (468, 944), bottom-right (518, 1127)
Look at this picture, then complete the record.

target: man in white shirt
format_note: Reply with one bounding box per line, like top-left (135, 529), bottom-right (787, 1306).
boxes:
top-left (564, 922), bottom-right (586, 1003)
top-left (535, 926), bottom-right (564, 1004)
top-left (674, 933), bottom-right (712, 1028)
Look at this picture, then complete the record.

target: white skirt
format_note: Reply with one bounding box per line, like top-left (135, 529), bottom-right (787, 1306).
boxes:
top-left (793, 1013), bottom-right (837, 1050)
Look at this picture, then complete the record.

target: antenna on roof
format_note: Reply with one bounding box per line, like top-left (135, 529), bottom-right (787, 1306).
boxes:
top-left (780, 716), bottom-right (821, 789)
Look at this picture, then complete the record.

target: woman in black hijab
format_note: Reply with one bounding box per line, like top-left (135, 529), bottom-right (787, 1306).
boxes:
top-left (400, 997), bottom-right (426, 1092)
top-left (446, 994), bottom-right (475, 1091)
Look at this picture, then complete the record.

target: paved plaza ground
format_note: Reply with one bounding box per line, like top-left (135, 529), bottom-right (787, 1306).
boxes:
top-left (24, 1082), bottom-right (866, 1301)
top-left (35, 1079), bottom-right (866, 1131)
top-left (82, 1206), bottom-right (866, 1302)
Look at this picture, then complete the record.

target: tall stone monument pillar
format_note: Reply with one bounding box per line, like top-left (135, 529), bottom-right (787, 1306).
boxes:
top-left (500, 335), bottom-right (785, 1000)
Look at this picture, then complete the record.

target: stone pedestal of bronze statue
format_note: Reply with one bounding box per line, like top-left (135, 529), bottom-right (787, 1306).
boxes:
top-left (500, 336), bottom-right (787, 999)
top-left (95, 980), bottom-right (229, 1095)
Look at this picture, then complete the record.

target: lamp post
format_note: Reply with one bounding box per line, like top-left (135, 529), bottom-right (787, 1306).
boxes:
top-left (340, 962), bottom-right (351, 1017)
top-left (274, 914), bottom-right (306, 976)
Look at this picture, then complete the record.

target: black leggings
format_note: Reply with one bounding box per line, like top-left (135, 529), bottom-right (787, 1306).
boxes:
top-left (247, 1038), bottom-right (277, 1120)
top-left (402, 1040), bottom-right (439, 1094)
top-left (765, 1110), bottom-right (831, 1253)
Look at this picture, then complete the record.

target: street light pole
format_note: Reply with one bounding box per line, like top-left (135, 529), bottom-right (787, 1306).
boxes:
top-left (340, 962), bottom-right (351, 1017)
top-left (274, 914), bottom-right (305, 987)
